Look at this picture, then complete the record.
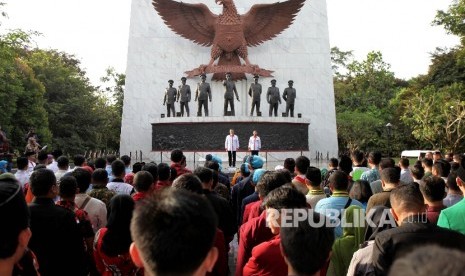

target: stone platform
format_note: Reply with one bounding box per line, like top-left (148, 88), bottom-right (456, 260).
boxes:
top-left (152, 116), bottom-right (310, 151)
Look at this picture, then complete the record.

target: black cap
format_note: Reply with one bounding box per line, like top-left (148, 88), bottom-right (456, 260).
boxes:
top-left (181, 77), bottom-right (187, 81)
top-left (200, 73), bottom-right (206, 78)
top-left (168, 80), bottom-right (174, 83)
top-left (271, 79), bottom-right (276, 83)
top-left (253, 75), bottom-right (259, 79)
top-left (288, 80), bottom-right (294, 83)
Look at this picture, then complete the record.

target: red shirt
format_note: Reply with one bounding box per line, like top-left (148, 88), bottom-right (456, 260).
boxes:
top-left (171, 163), bottom-right (192, 178)
top-left (236, 211), bottom-right (276, 276)
top-left (243, 235), bottom-right (287, 276)
top-left (208, 229), bottom-right (228, 276)
top-left (242, 200), bottom-right (262, 225)
top-left (155, 180), bottom-right (171, 191)
top-left (93, 228), bottom-right (140, 276)
top-left (132, 192), bottom-right (149, 202)
top-left (427, 204), bottom-right (446, 224)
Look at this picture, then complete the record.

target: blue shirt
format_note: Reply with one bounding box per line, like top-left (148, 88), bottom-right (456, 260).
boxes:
top-left (315, 192), bottom-right (364, 238)
top-left (361, 168), bottom-right (380, 184)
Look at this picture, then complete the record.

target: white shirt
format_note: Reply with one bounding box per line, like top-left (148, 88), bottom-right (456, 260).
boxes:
top-left (248, 136), bottom-right (261, 151)
top-left (225, 134), bottom-right (239, 151)
top-left (107, 181), bottom-right (134, 195)
top-left (75, 194), bottom-right (107, 232)
top-left (47, 160), bottom-right (59, 173)
top-left (55, 169), bottom-right (70, 183)
top-left (27, 161), bottom-right (36, 174)
top-left (14, 170), bottom-right (30, 189)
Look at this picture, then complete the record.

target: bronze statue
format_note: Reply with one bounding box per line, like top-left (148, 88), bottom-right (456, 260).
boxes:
top-left (248, 75), bottom-right (262, 116)
top-left (267, 79), bottom-right (281, 117)
top-left (152, 0), bottom-right (305, 80)
top-left (163, 80), bottom-right (177, 117)
top-left (177, 77), bottom-right (191, 117)
top-left (223, 72), bottom-right (240, 116)
top-left (282, 80), bottom-right (296, 117)
top-left (195, 74), bottom-right (212, 116)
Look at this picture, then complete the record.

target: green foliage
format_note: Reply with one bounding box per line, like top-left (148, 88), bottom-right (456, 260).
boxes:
top-left (433, 0), bottom-right (465, 41)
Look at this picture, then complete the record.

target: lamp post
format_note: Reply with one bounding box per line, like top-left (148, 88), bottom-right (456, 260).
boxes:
top-left (386, 123), bottom-right (393, 158)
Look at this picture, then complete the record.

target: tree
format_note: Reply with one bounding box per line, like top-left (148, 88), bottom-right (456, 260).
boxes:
top-left (433, 0), bottom-right (465, 41)
top-left (398, 83), bottom-right (465, 152)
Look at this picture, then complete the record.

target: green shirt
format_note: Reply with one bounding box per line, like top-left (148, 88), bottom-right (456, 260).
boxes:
top-left (437, 197), bottom-right (465, 235)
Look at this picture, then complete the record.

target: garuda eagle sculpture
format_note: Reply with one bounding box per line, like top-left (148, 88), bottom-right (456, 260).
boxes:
top-left (152, 0), bottom-right (306, 80)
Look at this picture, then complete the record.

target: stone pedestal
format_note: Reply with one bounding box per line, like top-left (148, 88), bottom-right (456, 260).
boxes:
top-left (121, 0), bottom-right (338, 161)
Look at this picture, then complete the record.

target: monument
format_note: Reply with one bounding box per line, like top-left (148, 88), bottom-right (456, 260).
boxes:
top-left (120, 0), bottom-right (338, 162)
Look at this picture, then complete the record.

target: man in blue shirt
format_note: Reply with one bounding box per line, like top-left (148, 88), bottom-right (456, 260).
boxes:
top-left (315, 170), bottom-right (363, 237)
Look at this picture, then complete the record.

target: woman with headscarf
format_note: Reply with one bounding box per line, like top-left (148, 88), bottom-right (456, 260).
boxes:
top-left (327, 205), bottom-right (365, 276)
top-left (346, 206), bottom-right (396, 276)
top-left (93, 194), bottom-right (140, 275)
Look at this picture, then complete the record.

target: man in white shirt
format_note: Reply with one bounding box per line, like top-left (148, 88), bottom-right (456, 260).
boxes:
top-left (25, 152), bottom-right (36, 174)
top-left (46, 149), bottom-right (62, 173)
top-left (106, 160), bottom-right (135, 195)
top-left (14, 157), bottom-right (30, 189)
top-left (55, 156), bottom-right (70, 184)
top-left (72, 168), bottom-right (107, 232)
top-left (248, 130), bottom-right (261, 156)
top-left (225, 129), bottom-right (239, 168)
top-left (399, 157), bottom-right (414, 183)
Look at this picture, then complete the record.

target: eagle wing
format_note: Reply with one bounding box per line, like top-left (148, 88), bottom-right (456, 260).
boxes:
top-left (152, 0), bottom-right (217, 46)
top-left (241, 0), bottom-right (306, 47)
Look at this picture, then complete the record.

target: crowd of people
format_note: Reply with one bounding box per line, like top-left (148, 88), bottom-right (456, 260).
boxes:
top-left (2, 148), bottom-right (465, 275)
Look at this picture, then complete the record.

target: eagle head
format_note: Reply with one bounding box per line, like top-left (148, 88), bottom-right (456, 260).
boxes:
top-left (215, 0), bottom-right (231, 6)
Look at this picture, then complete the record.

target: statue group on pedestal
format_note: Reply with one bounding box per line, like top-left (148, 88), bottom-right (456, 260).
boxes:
top-left (162, 74), bottom-right (297, 117)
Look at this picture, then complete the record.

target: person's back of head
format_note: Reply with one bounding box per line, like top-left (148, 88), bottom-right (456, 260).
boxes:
top-left (349, 180), bottom-right (373, 204)
top-left (379, 158), bottom-right (395, 170)
top-left (422, 158), bottom-right (433, 169)
top-left (59, 176), bottom-right (78, 199)
top-left (37, 152), bottom-right (48, 164)
top-left (204, 161), bottom-right (219, 172)
top-left (351, 150), bottom-right (365, 165)
top-left (130, 189), bottom-right (218, 275)
top-left (0, 177), bottom-right (31, 263)
top-left (447, 171), bottom-right (461, 193)
top-left (94, 157), bottom-right (106, 169)
top-left (411, 165), bottom-right (425, 180)
top-left (92, 169), bottom-right (109, 187)
top-left (280, 211), bottom-right (334, 276)
top-left (121, 155), bottom-right (131, 167)
top-left (157, 163), bottom-right (171, 181)
top-left (284, 158), bottom-right (296, 173)
top-left (305, 166), bottom-right (322, 188)
top-left (420, 176), bottom-right (446, 203)
top-left (71, 168), bottom-right (92, 194)
top-left (329, 170), bottom-right (349, 192)
top-left (134, 171), bottom-right (154, 193)
top-left (381, 168), bottom-right (400, 186)
top-left (73, 154), bottom-right (86, 167)
top-left (390, 184), bottom-right (425, 222)
top-left (249, 155), bottom-right (264, 170)
top-left (132, 162), bottom-right (143, 174)
top-left (338, 155), bottom-right (352, 175)
top-left (388, 245), bottom-right (465, 276)
top-left (399, 158), bottom-right (409, 169)
top-left (295, 156), bottom-right (310, 175)
top-left (256, 171), bottom-right (289, 199)
top-left (30, 169), bottom-right (56, 198)
top-left (172, 173), bottom-right (203, 194)
top-left (368, 151), bottom-right (382, 166)
top-left (240, 163), bottom-right (251, 177)
top-left (104, 194), bottom-right (135, 257)
top-left (194, 167), bottom-right (213, 186)
top-left (170, 149), bottom-right (184, 163)
top-left (329, 157), bottom-right (339, 169)
top-left (16, 157), bottom-right (28, 171)
top-left (437, 159), bottom-right (451, 177)
top-left (111, 160), bottom-right (126, 178)
top-left (57, 156), bottom-right (69, 170)
top-left (106, 154), bottom-right (117, 166)
top-left (263, 185), bottom-right (307, 210)
top-left (142, 162), bottom-right (158, 183)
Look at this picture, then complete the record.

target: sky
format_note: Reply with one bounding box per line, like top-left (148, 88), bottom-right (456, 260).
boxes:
top-left (1, 0), bottom-right (459, 85)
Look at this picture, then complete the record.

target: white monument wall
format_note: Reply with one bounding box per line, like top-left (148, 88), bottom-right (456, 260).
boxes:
top-left (121, 0), bottom-right (338, 161)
